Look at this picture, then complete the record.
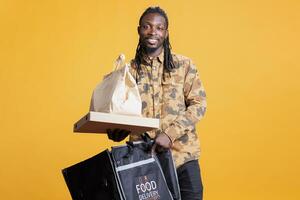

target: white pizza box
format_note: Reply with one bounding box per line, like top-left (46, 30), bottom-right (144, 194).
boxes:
top-left (73, 111), bottom-right (160, 134)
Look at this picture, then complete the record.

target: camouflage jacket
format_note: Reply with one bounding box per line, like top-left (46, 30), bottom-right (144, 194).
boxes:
top-left (129, 51), bottom-right (207, 168)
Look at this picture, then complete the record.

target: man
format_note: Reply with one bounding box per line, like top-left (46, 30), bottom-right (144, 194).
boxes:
top-left (107, 6), bottom-right (207, 200)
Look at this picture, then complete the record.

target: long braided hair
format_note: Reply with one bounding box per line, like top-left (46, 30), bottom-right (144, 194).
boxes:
top-left (134, 6), bottom-right (175, 76)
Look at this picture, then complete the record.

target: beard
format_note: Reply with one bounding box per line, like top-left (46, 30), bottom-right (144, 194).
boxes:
top-left (145, 46), bottom-right (161, 54)
top-left (139, 39), bottom-right (165, 56)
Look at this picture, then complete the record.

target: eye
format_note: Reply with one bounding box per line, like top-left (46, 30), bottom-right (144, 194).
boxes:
top-left (141, 24), bottom-right (150, 30)
top-left (157, 26), bottom-right (165, 31)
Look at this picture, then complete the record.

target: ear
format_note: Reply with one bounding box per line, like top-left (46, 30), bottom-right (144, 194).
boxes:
top-left (137, 26), bottom-right (141, 35)
top-left (165, 29), bottom-right (169, 39)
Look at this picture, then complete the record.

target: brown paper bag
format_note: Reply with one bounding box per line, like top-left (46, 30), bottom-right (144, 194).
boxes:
top-left (90, 54), bottom-right (142, 116)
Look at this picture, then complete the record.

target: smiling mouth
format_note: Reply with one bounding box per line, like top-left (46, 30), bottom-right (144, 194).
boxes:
top-left (145, 38), bottom-right (158, 45)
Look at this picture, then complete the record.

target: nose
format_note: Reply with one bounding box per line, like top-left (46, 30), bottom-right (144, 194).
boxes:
top-left (148, 27), bottom-right (157, 35)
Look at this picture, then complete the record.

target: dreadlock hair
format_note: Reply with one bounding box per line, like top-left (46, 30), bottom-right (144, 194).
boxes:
top-left (134, 6), bottom-right (175, 77)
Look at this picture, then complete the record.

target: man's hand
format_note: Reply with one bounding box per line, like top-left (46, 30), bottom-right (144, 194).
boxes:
top-left (154, 132), bottom-right (172, 151)
top-left (106, 128), bottom-right (130, 142)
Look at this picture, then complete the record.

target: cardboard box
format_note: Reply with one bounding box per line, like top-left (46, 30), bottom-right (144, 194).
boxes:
top-left (74, 111), bottom-right (159, 134)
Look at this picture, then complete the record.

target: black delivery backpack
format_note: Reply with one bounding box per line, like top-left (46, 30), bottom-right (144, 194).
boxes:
top-left (62, 140), bottom-right (181, 200)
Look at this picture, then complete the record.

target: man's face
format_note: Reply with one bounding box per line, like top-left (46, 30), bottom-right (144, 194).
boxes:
top-left (138, 13), bottom-right (168, 52)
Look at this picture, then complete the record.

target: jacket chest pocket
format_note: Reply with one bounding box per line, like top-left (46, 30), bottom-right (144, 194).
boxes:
top-left (161, 74), bottom-right (185, 118)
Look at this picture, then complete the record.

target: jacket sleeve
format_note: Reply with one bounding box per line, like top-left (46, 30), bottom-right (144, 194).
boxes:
top-left (163, 59), bottom-right (207, 142)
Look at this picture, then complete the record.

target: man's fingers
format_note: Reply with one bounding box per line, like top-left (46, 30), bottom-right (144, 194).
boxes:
top-left (155, 133), bottom-right (172, 149)
top-left (106, 128), bottom-right (117, 141)
top-left (117, 130), bottom-right (130, 141)
top-left (106, 128), bottom-right (130, 142)
top-left (113, 128), bottom-right (120, 135)
top-left (106, 129), bottom-right (112, 135)
top-left (106, 129), bottom-right (115, 139)
top-left (123, 130), bottom-right (131, 137)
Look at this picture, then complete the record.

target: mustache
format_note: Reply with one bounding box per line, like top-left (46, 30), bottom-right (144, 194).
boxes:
top-left (144, 36), bottom-right (160, 40)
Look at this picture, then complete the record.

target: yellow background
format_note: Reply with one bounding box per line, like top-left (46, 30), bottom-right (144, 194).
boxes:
top-left (1, 0), bottom-right (299, 199)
